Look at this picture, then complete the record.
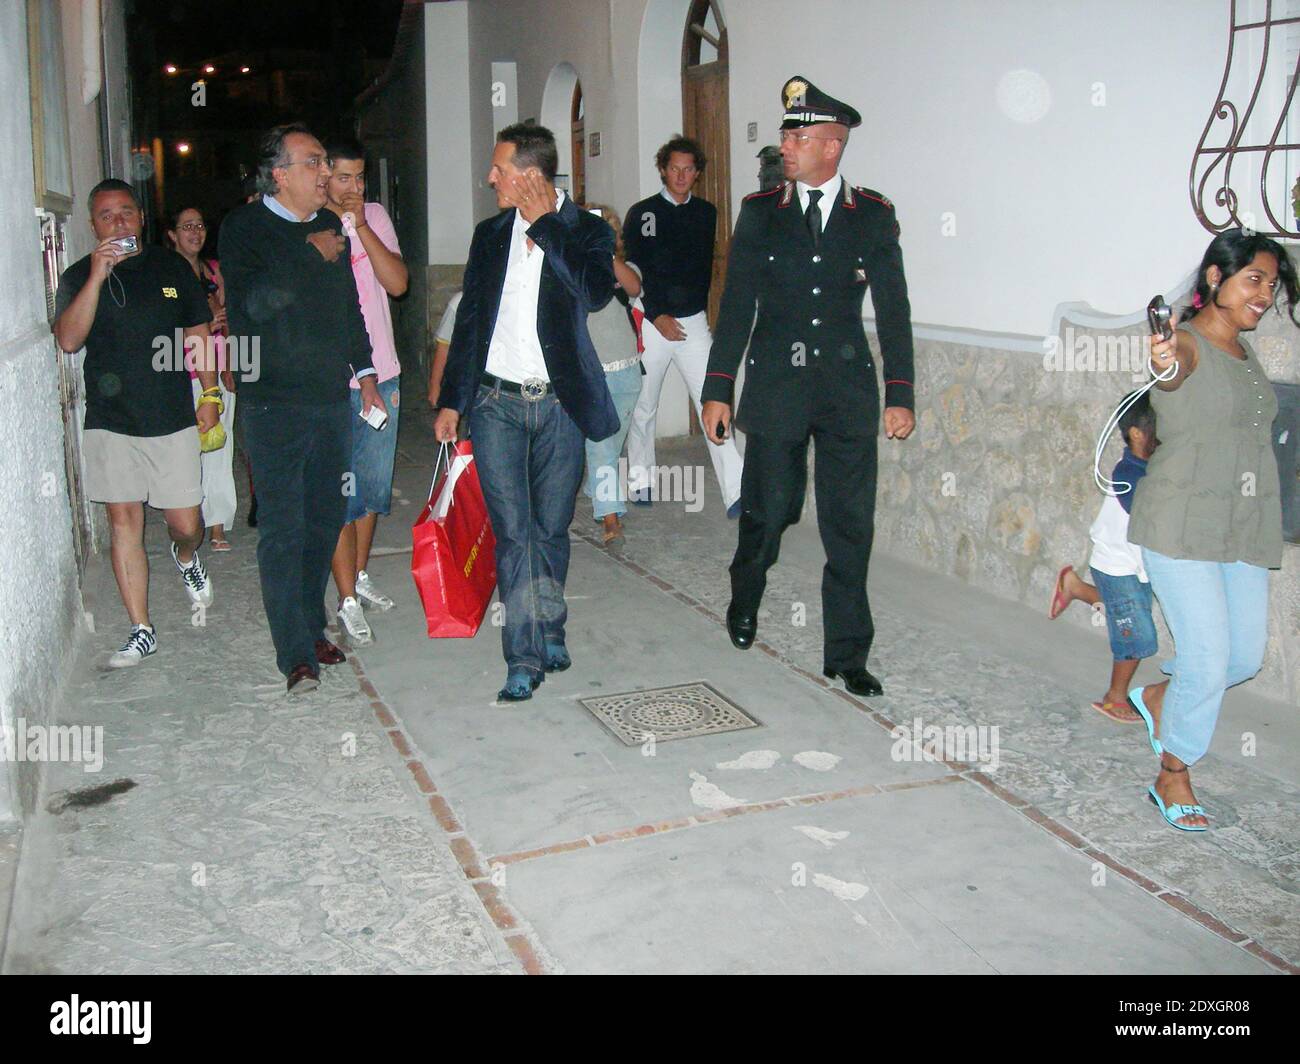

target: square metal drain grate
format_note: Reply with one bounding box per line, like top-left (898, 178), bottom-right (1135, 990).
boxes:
top-left (580, 682), bottom-right (760, 746)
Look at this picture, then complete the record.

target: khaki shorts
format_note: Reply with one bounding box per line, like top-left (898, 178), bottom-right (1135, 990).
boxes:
top-left (83, 427), bottom-right (202, 509)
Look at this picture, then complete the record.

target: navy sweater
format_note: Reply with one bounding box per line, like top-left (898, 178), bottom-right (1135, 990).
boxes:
top-left (622, 193), bottom-right (716, 323)
top-left (218, 200), bottom-right (373, 404)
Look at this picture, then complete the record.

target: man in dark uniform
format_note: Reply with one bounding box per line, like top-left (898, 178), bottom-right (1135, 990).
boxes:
top-left (700, 76), bottom-right (916, 698)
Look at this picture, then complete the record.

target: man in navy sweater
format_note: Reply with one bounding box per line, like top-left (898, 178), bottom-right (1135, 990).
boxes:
top-left (622, 137), bottom-right (744, 515)
top-left (220, 123), bottom-right (387, 693)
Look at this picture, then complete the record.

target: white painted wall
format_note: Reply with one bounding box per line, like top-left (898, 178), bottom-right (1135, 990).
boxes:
top-left (0, 0), bottom-right (89, 823)
top-left (427, 1), bottom-right (476, 265)
top-left (722, 0), bottom-right (1226, 337)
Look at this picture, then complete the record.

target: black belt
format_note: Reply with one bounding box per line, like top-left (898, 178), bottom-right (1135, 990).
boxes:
top-left (480, 372), bottom-right (553, 399)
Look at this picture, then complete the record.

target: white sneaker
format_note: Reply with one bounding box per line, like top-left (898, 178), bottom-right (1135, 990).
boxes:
top-left (355, 570), bottom-right (394, 611)
top-left (108, 624), bottom-right (157, 668)
top-left (338, 596), bottom-right (373, 645)
top-left (172, 542), bottom-right (213, 606)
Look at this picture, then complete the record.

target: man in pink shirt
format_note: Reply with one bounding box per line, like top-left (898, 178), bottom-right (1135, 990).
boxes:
top-left (325, 138), bottom-right (409, 645)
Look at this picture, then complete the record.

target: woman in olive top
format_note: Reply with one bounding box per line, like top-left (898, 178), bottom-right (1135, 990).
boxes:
top-left (1127, 228), bottom-right (1296, 831)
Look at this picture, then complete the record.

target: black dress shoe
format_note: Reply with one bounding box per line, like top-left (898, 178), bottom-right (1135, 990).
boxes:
top-left (726, 602), bottom-right (757, 650)
top-left (315, 639), bottom-right (346, 665)
top-left (824, 666), bottom-right (883, 697)
top-left (287, 663), bottom-right (320, 694)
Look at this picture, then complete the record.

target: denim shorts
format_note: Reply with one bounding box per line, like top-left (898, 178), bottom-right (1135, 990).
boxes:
top-left (345, 376), bottom-right (401, 523)
top-left (1089, 567), bottom-right (1158, 661)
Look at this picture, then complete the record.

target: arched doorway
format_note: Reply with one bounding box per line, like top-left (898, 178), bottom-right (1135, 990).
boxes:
top-left (540, 62), bottom-right (582, 197)
top-left (681, 0), bottom-right (731, 328)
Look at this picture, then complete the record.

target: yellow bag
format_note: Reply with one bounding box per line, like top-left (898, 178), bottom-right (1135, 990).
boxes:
top-left (199, 421), bottom-right (227, 453)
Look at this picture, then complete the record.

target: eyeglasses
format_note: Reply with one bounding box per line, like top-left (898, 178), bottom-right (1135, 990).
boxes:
top-left (176, 221), bottom-right (206, 232)
top-left (284, 155), bottom-right (324, 170)
top-left (777, 131), bottom-right (843, 145)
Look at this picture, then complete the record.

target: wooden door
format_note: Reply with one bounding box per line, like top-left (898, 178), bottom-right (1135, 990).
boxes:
top-left (571, 82), bottom-right (585, 204)
top-left (682, 0), bottom-right (731, 331)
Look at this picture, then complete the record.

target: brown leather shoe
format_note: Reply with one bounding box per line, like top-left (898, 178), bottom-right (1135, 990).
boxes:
top-left (287, 663), bottom-right (320, 694)
top-left (315, 639), bottom-right (346, 665)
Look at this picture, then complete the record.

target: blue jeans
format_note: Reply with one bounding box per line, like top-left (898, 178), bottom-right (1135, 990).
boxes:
top-left (469, 383), bottom-right (585, 676)
top-left (345, 376), bottom-right (401, 523)
top-left (241, 400), bottom-right (351, 676)
top-left (584, 363), bottom-right (642, 519)
top-left (1141, 547), bottom-right (1270, 765)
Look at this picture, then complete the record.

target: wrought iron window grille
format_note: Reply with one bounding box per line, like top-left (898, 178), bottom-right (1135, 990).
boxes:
top-left (1191, 0), bottom-right (1300, 238)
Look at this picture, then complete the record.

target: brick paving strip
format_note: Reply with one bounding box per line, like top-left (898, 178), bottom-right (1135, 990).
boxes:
top-left (347, 655), bottom-right (550, 975)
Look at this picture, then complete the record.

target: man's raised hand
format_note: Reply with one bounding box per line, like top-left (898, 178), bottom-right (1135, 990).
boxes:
top-left (307, 230), bottom-right (346, 262)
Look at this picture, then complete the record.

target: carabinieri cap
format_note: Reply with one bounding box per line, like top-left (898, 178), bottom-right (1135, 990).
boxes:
top-left (780, 75), bottom-right (862, 129)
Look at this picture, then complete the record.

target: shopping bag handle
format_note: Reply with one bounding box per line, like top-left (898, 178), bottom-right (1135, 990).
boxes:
top-left (427, 441), bottom-right (452, 503)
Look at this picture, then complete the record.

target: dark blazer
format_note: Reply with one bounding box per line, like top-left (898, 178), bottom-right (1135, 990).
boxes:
top-left (440, 196), bottom-right (620, 442)
top-left (702, 178), bottom-right (914, 439)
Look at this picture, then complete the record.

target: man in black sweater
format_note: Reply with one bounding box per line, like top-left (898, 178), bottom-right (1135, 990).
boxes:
top-left (220, 123), bottom-right (387, 693)
top-left (622, 137), bottom-right (744, 515)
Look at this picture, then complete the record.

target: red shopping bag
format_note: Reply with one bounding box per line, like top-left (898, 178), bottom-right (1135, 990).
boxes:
top-left (411, 440), bottom-right (497, 637)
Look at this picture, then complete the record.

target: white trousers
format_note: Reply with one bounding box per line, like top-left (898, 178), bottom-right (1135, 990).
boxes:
top-left (191, 378), bottom-right (238, 529)
top-left (625, 310), bottom-right (744, 507)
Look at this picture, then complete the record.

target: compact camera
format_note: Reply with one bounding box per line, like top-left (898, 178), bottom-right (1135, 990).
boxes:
top-left (1146, 294), bottom-right (1173, 342)
top-left (112, 235), bottom-right (139, 254)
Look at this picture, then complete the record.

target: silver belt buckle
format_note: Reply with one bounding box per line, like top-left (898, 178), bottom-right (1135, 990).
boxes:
top-left (520, 377), bottom-right (547, 401)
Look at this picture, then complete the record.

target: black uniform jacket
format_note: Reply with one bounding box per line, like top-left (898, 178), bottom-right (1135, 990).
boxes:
top-left (702, 178), bottom-right (914, 439)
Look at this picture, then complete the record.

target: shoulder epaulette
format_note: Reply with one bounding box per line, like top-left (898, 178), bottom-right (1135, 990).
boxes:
top-left (855, 186), bottom-right (894, 210)
top-left (743, 186), bottom-right (782, 203)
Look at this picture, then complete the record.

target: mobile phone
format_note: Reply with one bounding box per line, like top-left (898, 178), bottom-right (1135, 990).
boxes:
top-left (113, 235), bottom-right (138, 254)
top-left (1146, 295), bottom-right (1173, 342)
top-left (360, 405), bottom-right (388, 431)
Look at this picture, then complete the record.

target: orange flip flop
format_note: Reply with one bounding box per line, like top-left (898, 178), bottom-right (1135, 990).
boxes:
top-left (1048, 565), bottom-right (1072, 619)
top-left (1090, 700), bottom-right (1140, 724)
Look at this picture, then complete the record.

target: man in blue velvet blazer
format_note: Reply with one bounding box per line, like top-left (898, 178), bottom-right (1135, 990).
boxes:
top-left (435, 123), bottom-right (618, 702)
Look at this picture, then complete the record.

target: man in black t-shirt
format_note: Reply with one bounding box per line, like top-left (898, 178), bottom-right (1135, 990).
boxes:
top-left (54, 179), bottom-right (219, 669)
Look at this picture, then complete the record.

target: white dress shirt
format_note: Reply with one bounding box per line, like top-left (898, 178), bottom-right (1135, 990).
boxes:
top-left (485, 192), bottom-right (566, 384)
top-left (796, 173), bottom-right (843, 234)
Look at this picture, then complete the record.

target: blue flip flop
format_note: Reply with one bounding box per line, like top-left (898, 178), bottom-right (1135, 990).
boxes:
top-left (1127, 687), bottom-right (1163, 758)
top-left (1148, 786), bottom-right (1208, 832)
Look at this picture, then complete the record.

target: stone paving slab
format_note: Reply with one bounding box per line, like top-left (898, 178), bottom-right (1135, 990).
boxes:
top-left (356, 540), bottom-right (950, 860)
top-left (496, 784), bottom-right (1272, 975)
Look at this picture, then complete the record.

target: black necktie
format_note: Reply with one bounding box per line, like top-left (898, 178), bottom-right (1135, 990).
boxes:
top-left (805, 189), bottom-right (823, 248)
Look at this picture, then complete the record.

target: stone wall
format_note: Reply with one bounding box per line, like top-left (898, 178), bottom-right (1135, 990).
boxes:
top-left (871, 302), bottom-right (1299, 706)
